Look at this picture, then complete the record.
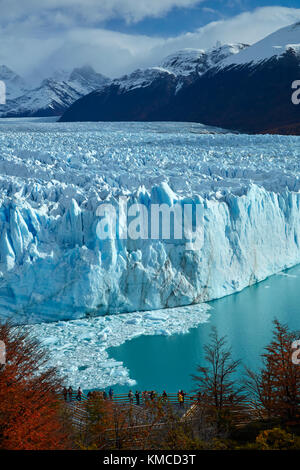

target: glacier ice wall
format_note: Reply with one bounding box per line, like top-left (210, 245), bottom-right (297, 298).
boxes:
top-left (0, 120), bottom-right (300, 323)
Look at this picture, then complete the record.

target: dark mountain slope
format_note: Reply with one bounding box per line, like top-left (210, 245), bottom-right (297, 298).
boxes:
top-left (167, 49), bottom-right (300, 133)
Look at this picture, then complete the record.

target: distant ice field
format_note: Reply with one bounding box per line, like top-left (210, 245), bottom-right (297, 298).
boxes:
top-left (0, 120), bottom-right (299, 199)
top-left (0, 119), bottom-right (300, 323)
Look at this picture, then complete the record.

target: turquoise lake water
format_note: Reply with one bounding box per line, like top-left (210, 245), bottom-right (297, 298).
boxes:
top-left (108, 265), bottom-right (300, 394)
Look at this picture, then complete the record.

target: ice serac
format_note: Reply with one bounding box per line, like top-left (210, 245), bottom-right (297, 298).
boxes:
top-left (0, 121), bottom-right (300, 324)
top-left (1, 183), bottom-right (299, 324)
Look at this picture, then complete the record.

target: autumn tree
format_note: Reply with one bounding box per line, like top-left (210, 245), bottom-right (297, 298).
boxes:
top-left (156, 401), bottom-right (205, 450)
top-left (246, 319), bottom-right (300, 423)
top-left (80, 394), bottom-right (132, 450)
top-left (77, 393), bottom-right (165, 450)
top-left (0, 322), bottom-right (71, 450)
top-left (192, 327), bottom-right (246, 435)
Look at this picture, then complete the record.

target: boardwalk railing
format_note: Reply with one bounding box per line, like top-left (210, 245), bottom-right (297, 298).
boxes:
top-left (64, 392), bottom-right (197, 428)
top-left (64, 392), bottom-right (261, 432)
top-left (64, 391), bottom-right (197, 406)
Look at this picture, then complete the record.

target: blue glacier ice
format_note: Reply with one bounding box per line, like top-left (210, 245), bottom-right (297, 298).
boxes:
top-left (0, 119), bottom-right (300, 323)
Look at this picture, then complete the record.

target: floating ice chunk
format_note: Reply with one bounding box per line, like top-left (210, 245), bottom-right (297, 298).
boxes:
top-left (125, 318), bottom-right (142, 325)
top-left (41, 336), bottom-right (58, 345)
top-left (26, 303), bottom-right (211, 389)
top-left (277, 272), bottom-right (297, 278)
top-left (144, 313), bottom-right (168, 321)
top-left (98, 333), bottom-right (108, 342)
top-left (154, 328), bottom-right (171, 336)
top-left (77, 333), bottom-right (94, 341)
top-left (127, 379), bottom-right (137, 386)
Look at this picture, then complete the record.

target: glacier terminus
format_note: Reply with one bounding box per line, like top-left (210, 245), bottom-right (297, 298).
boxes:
top-left (0, 119), bottom-right (300, 324)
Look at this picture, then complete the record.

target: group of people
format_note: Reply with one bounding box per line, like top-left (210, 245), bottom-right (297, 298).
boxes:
top-left (87, 388), bottom-right (114, 401)
top-left (127, 390), bottom-right (186, 407)
top-left (63, 387), bottom-right (115, 402)
top-left (62, 386), bottom-right (83, 402)
top-left (127, 390), bottom-right (161, 405)
top-left (62, 386), bottom-right (187, 407)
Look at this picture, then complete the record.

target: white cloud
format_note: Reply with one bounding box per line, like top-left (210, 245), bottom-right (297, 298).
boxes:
top-left (0, 0), bottom-right (204, 24)
top-left (149, 6), bottom-right (300, 58)
top-left (1, 6), bottom-right (300, 79)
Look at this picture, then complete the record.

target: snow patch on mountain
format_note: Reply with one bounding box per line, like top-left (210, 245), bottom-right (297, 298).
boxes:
top-left (161, 44), bottom-right (248, 78)
top-left (0, 66), bottom-right (110, 117)
top-left (114, 67), bottom-right (175, 93)
top-left (110, 43), bottom-right (248, 94)
top-left (221, 22), bottom-right (300, 67)
top-left (0, 65), bottom-right (30, 100)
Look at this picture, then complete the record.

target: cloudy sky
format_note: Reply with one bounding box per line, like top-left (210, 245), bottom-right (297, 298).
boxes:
top-left (1, 0), bottom-right (300, 80)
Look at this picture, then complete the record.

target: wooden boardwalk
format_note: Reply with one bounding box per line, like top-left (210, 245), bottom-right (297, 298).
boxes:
top-left (64, 392), bottom-right (258, 432)
top-left (64, 391), bottom-right (197, 429)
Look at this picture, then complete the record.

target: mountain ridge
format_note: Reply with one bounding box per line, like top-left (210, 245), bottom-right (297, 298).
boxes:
top-left (59, 42), bottom-right (248, 123)
top-left (0, 65), bottom-right (110, 118)
top-left (60, 22), bottom-right (300, 135)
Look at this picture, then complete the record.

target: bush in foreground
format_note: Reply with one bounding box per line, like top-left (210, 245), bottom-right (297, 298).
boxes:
top-left (0, 323), bottom-right (71, 450)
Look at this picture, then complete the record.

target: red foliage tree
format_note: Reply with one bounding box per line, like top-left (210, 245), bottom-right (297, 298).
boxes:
top-left (246, 319), bottom-right (300, 423)
top-left (0, 323), bottom-right (71, 450)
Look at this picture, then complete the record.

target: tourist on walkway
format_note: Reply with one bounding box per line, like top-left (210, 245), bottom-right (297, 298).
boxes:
top-left (162, 390), bottom-right (168, 402)
top-left (76, 387), bottom-right (82, 401)
top-left (128, 390), bottom-right (134, 404)
top-left (135, 391), bottom-right (140, 405)
top-left (178, 392), bottom-right (184, 407)
top-left (109, 388), bottom-right (114, 400)
top-left (63, 387), bottom-right (68, 401)
top-left (180, 390), bottom-right (186, 404)
top-left (103, 390), bottom-right (107, 400)
top-left (68, 386), bottom-right (73, 402)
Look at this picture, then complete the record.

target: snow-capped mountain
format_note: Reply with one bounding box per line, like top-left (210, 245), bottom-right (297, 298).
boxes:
top-left (60, 23), bottom-right (300, 134)
top-left (0, 66), bottom-right (110, 118)
top-left (60, 43), bottom-right (248, 122)
top-left (69, 65), bottom-right (109, 93)
top-left (3, 79), bottom-right (87, 117)
top-left (169, 21), bottom-right (300, 134)
top-left (220, 21), bottom-right (300, 67)
top-left (0, 65), bottom-right (30, 100)
top-left (110, 44), bottom-right (248, 94)
top-left (113, 67), bottom-right (175, 93)
top-left (161, 44), bottom-right (246, 77)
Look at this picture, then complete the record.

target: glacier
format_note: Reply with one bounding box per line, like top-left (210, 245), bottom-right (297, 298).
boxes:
top-left (0, 119), bottom-right (300, 323)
